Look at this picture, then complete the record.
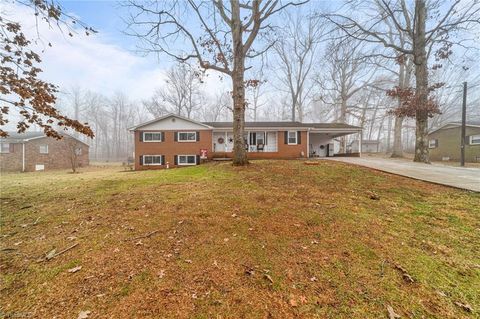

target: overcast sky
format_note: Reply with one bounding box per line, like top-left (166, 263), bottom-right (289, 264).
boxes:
top-left (1, 1), bottom-right (180, 100)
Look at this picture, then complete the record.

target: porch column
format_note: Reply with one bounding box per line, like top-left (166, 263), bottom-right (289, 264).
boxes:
top-left (306, 129), bottom-right (310, 158)
top-left (224, 131), bottom-right (227, 152)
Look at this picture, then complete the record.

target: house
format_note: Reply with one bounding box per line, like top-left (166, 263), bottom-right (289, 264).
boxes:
top-left (0, 132), bottom-right (90, 172)
top-left (428, 122), bottom-right (480, 162)
top-left (129, 114), bottom-right (362, 169)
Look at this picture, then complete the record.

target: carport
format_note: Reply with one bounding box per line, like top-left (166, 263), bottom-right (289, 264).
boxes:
top-left (307, 124), bottom-right (362, 158)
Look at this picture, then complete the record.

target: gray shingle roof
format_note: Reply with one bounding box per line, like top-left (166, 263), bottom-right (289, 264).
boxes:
top-left (202, 121), bottom-right (361, 130)
top-left (1, 131), bottom-right (89, 146)
top-left (0, 132), bottom-right (45, 143)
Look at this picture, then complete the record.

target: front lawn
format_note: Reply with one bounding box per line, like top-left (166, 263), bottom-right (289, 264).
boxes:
top-left (1, 161), bottom-right (479, 318)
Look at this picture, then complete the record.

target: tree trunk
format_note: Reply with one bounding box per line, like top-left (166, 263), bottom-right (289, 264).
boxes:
top-left (391, 116), bottom-right (404, 157)
top-left (413, 0), bottom-right (429, 163)
top-left (231, 2), bottom-right (248, 166)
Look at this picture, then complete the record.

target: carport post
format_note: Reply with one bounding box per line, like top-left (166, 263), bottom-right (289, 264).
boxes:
top-left (359, 131), bottom-right (362, 157)
top-left (460, 82), bottom-right (467, 167)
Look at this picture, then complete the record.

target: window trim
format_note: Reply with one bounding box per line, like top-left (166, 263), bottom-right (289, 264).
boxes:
top-left (0, 143), bottom-right (10, 153)
top-left (177, 154), bottom-right (197, 166)
top-left (143, 155), bottom-right (163, 166)
top-left (39, 144), bottom-right (49, 154)
top-left (177, 131), bottom-right (197, 142)
top-left (470, 134), bottom-right (480, 145)
top-left (287, 131), bottom-right (298, 145)
top-left (143, 132), bottom-right (163, 142)
top-left (428, 139), bottom-right (437, 149)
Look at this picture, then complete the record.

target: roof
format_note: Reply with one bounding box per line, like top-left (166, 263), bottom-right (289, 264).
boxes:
top-left (129, 113), bottom-right (213, 131)
top-left (202, 121), bottom-right (360, 130)
top-left (429, 121), bottom-right (480, 135)
top-left (0, 131), bottom-right (89, 146)
top-left (1, 132), bottom-right (45, 143)
top-left (130, 114), bottom-right (361, 132)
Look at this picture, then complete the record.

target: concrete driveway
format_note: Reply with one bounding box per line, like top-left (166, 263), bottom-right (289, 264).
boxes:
top-left (327, 157), bottom-right (480, 192)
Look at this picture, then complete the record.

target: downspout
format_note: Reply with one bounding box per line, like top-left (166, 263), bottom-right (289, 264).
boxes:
top-left (22, 142), bottom-right (25, 172)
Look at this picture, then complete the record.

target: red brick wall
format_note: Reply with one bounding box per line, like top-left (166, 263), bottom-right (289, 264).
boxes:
top-left (134, 130), bottom-right (213, 170)
top-left (0, 143), bottom-right (23, 171)
top-left (0, 136), bottom-right (89, 172)
top-left (134, 130), bottom-right (308, 169)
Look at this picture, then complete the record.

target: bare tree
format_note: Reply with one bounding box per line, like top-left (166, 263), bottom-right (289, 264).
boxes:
top-left (124, 0), bottom-right (307, 165)
top-left (62, 137), bottom-right (84, 173)
top-left (316, 38), bottom-right (373, 152)
top-left (324, 0), bottom-right (480, 163)
top-left (272, 11), bottom-right (321, 122)
top-left (202, 91), bottom-right (232, 122)
top-left (144, 63), bottom-right (203, 119)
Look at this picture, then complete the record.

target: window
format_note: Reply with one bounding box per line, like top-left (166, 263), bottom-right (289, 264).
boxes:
top-left (428, 139), bottom-right (437, 148)
top-left (178, 132), bottom-right (197, 142)
top-left (470, 134), bottom-right (480, 145)
top-left (143, 155), bottom-right (162, 165)
top-left (75, 147), bottom-right (82, 156)
top-left (288, 131), bottom-right (297, 145)
top-left (178, 155), bottom-right (196, 165)
top-left (143, 132), bottom-right (163, 142)
top-left (0, 143), bottom-right (10, 153)
top-left (39, 144), bottom-right (49, 154)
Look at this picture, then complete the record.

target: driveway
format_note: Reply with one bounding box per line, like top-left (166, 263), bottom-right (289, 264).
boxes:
top-left (327, 157), bottom-right (480, 192)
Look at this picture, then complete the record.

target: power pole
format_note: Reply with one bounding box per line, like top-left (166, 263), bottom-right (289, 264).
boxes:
top-left (460, 82), bottom-right (467, 167)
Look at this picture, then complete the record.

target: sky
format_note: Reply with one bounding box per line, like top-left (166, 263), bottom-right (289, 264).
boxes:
top-left (1, 0), bottom-right (178, 100)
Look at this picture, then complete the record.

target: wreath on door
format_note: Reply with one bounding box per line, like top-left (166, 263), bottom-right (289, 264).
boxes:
top-left (217, 137), bottom-right (225, 144)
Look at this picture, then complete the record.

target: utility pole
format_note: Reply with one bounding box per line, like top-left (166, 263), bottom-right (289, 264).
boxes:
top-left (460, 82), bottom-right (467, 167)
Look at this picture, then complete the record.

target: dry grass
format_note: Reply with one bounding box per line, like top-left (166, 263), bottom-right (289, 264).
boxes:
top-left (1, 160), bottom-right (479, 318)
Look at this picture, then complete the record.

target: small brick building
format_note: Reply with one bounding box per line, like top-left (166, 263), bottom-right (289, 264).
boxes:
top-left (0, 132), bottom-right (89, 172)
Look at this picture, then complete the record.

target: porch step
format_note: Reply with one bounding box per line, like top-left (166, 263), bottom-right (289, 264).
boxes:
top-left (212, 158), bottom-right (233, 161)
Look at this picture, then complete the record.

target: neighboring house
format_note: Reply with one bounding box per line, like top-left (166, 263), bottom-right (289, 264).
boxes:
top-left (428, 122), bottom-right (480, 162)
top-left (349, 140), bottom-right (381, 153)
top-left (0, 132), bottom-right (89, 172)
top-left (129, 114), bottom-right (362, 170)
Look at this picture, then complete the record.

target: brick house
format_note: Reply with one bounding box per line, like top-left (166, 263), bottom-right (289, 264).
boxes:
top-left (0, 132), bottom-right (89, 172)
top-left (428, 122), bottom-right (480, 162)
top-left (129, 114), bottom-right (362, 170)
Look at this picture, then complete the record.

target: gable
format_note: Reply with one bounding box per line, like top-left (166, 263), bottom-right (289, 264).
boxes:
top-left (133, 115), bottom-right (212, 131)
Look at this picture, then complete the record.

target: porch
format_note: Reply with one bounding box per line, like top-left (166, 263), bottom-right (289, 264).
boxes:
top-left (212, 131), bottom-right (279, 153)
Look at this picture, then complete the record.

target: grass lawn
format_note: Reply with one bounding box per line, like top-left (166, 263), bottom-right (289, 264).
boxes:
top-left (1, 160), bottom-right (479, 318)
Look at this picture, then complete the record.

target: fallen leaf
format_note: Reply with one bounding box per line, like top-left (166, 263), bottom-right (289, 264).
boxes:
top-left (264, 274), bottom-right (273, 283)
top-left (289, 296), bottom-right (298, 307)
top-left (454, 302), bottom-right (473, 312)
top-left (386, 305), bottom-right (400, 319)
top-left (45, 248), bottom-right (56, 260)
top-left (77, 310), bottom-right (91, 319)
top-left (68, 266), bottom-right (82, 273)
